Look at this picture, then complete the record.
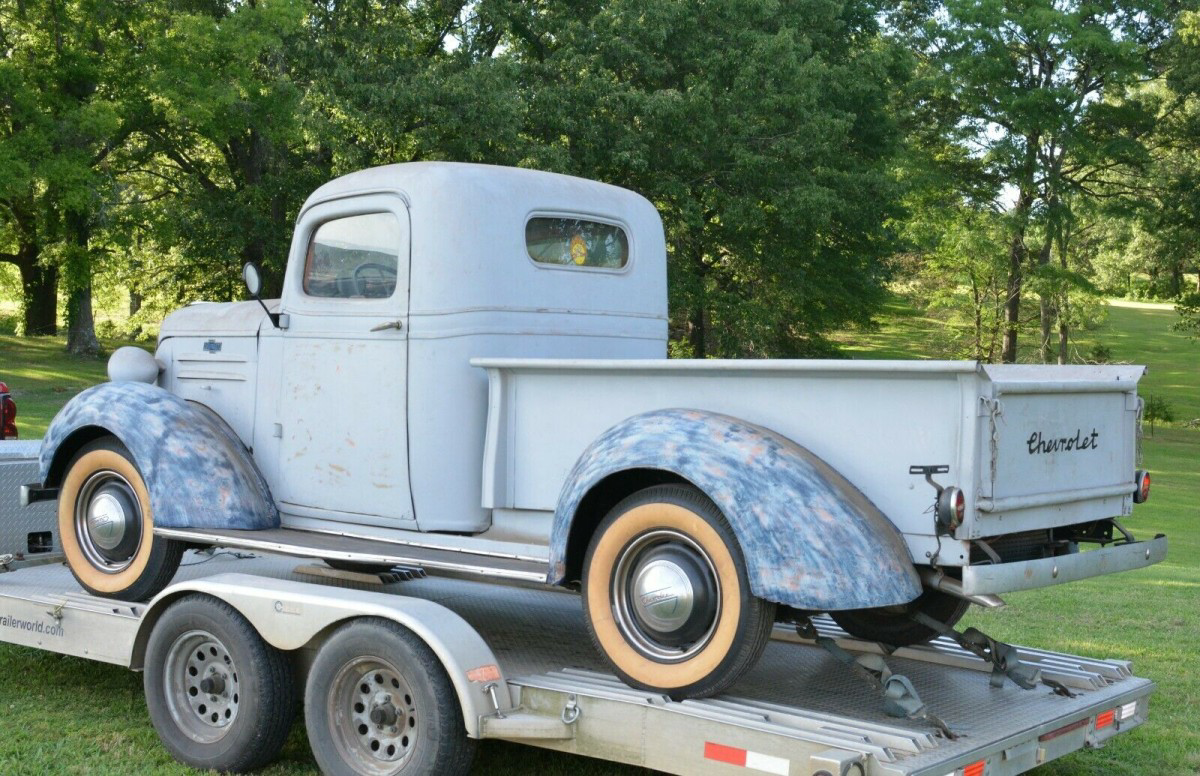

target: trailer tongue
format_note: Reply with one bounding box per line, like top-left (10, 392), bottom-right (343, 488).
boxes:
top-left (0, 552), bottom-right (1154, 775)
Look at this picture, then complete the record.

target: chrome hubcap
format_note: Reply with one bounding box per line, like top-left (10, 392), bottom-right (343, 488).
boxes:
top-left (631, 558), bottom-right (696, 633)
top-left (329, 658), bottom-right (417, 774)
top-left (87, 491), bottom-right (128, 551)
top-left (613, 529), bottom-right (720, 662)
top-left (164, 631), bottom-right (240, 743)
top-left (75, 470), bottom-right (142, 572)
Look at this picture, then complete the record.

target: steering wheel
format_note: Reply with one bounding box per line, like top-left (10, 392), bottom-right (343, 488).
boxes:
top-left (353, 262), bottom-right (398, 298)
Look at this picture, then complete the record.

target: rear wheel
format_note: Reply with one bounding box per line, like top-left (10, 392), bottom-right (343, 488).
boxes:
top-left (304, 618), bottom-right (476, 776)
top-left (144, 594), bottom-right (295, 772)
top-left (582, 485), bottom-right (775, 700)
top-left (830, 587), bottom-right (970, 646)
top-left (58, 437), bottom-right (183, 600)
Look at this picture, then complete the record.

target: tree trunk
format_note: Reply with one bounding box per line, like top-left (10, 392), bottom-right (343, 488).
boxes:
top-left (1037, 231), bottom-right (1055, 364)
top-left (13, 245), bottom-right (58, 335)
top-left (687, 305), bottom-right (707, 358)
top-left (64, 210), bottom-right (100, 356)
top-left (66, 285), bottom-right (100, 355)
top-left (1001, 225), bottom-right (1027, 364)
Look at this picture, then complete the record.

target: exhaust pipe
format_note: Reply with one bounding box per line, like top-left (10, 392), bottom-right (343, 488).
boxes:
top-left (920, 567), bottom-right (1006, 609)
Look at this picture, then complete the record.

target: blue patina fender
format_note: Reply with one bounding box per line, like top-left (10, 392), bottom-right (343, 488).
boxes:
top-left (549, 408), bottom-right (922, 611)
top-left (38, 382), bottom-right (278, 530)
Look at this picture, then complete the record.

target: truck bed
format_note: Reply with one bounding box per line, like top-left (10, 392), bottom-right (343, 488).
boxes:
top-left (0, 553), bottom-right (1153, 775)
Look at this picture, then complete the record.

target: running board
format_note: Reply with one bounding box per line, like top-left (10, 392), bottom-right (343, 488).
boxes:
top-left (155, 527), bottom-right (549, 583)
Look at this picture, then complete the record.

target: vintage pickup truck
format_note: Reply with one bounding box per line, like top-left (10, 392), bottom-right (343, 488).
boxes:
top-left (21, 163), bottom-right (1165, 700)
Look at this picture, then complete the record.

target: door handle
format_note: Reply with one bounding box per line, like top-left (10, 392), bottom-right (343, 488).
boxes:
top-left (370, 320), bottom-right (404, 332)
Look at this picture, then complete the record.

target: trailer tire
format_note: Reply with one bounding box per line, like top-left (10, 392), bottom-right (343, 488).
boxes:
top-left (58, 436), bottom-right (183, 600)
top-left (582, 485), bottom-right (775, 700)
top-left (830, 587), bottom-right (970, 646)
top-left (144, 594), bottom-right (295, 772)
top-left (305, 618), bottom-right (476, 776)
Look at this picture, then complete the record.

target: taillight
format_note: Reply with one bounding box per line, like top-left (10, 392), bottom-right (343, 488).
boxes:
top-left (936, 486), bottom-right (965, 533)
top-left (1133, 470), bottom-right (1150, 504)
top-left (0, 381), bottom-right (15, 440)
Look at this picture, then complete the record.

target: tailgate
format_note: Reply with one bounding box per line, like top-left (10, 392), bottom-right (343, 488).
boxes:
top-left (971, 365), bottom-right (1144, 537)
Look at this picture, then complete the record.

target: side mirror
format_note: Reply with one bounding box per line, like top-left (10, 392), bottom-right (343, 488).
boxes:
top-left (242, 262), bottom-right (284, 329)
top-left (243, 262), bottom-right (262, 297)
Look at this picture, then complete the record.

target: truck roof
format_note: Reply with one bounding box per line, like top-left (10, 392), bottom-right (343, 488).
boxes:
top-left (301, 162), bottom-right (655, 218)
top-left (300, 162), bottom-right (668, 328)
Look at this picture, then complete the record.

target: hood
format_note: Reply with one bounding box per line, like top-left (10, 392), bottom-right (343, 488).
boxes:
top-left (159, 299), bottom-right (279, 340)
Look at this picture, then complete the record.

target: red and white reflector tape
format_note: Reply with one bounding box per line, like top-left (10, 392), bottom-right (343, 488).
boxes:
top-left (703, 742), bottom-right (790, 775)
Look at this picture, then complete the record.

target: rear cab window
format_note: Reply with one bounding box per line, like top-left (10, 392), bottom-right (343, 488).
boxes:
top-left (526, 217), bottom-right (629, 270)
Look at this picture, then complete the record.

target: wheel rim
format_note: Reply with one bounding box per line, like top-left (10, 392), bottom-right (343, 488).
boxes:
top-left (612, 529), bottom-right (721, 662)
top-left (162, 630), bottom-right (241, 744)
top-left (74, 470), bottom-right (143, 573)
top-left (327, 656), bottom-right (418, 775)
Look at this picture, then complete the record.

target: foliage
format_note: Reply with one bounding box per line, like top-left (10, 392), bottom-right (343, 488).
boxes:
top-left (892, 0), bottom-right (1170, 363)
top-left (1143, 394), bottom-right (1174, 435)
top-left (1173, 291), bottom-right (1200, 337)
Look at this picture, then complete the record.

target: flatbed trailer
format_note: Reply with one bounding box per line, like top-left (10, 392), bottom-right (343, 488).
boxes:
top-left (0, 443), bottom-right (1155, 776)
top-left (0, 551), bottom-right (1154, 776)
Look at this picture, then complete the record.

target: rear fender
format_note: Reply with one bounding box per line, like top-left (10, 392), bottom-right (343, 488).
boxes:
top-left (549, 408), bottom-right (921, 611)
top-left (39, 382), bottom-right (278, 530)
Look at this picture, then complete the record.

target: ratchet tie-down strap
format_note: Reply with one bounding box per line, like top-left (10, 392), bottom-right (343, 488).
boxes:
top-left (795, 619), bottom-right (958, 740)
top-left (908, 611), bottom-right (1075, 698)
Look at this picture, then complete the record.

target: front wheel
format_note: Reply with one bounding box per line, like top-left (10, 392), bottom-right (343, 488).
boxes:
top-left (58, 437), bottom-right (183, 600)
top-left (582, 485), bottom-right (775, 700)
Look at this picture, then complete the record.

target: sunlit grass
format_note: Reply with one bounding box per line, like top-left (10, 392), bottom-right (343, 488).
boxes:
top-left (0, 298), bottom-right (1196, 774)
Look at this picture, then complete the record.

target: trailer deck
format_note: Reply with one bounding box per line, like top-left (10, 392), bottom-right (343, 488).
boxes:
top-left (0, 551), bottom-right (1153, 776)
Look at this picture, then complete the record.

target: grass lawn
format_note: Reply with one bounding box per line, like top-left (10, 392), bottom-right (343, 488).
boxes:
top-left (0, 297), bottom-right (1196, 775)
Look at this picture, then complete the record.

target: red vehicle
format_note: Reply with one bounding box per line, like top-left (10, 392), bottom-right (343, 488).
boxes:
top-left (0, 382), bottom-right (16, 439)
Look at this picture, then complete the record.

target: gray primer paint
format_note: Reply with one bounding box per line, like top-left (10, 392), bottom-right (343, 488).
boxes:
top-left (550, 408), bottom-right (922, 611)
top-left (39, 382), bottom-right (278, 530)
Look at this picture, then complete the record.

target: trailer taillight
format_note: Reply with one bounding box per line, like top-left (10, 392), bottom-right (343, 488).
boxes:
top-left (1133, 470), bottom-right (1150, 504)
top-left (0, 381), bottom-right (15, 440)
top-left (1095, 709), bottom-right (1115, 729)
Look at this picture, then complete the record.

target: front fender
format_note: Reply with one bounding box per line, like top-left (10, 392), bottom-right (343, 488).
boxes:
top-left (39, 382), bottom-right (278, 530)
top-left (550, 409), bottom-right (921, 611)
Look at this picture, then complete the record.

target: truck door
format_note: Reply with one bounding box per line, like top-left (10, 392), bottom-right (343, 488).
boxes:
top-left (276, 195), bottom-right (416, 527)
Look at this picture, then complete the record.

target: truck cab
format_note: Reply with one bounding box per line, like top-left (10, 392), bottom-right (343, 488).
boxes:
top-left (156, 163), bottom-right (667, 534)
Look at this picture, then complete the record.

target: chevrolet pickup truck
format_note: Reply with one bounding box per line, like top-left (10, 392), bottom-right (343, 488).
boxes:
top-left (20, 162), bottom-right (1166, 700)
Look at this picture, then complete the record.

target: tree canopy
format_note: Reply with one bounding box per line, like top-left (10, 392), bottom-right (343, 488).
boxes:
top-left (0, 0), bottom-right (1196, 360)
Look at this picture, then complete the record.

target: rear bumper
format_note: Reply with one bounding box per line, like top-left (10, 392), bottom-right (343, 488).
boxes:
top-left (961, 535), bottom-right (1168, 596)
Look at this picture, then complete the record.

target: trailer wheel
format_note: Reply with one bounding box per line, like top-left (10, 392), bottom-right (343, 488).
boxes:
top-left (582, 485), bottom-right (775, 700)
top-left (58, 436), bottom-right (183, 600)
top-left (830, 587), bottom-right (970, 646)
top-left (144, 594), bottom-right (295, 772)
top-left (305, 618), bottom-right (476, 776)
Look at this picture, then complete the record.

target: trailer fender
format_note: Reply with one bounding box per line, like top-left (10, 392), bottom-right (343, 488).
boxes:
top-left (38, 381), bottom-right (278, 530)
top-left (132, 574), bottom-right (510, 737)
top-left (549, 408), bottom-right (922, 611)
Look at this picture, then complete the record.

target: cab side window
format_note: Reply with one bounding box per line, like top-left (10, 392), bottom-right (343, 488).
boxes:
top-left (303, 212), bottom-right (401, 299)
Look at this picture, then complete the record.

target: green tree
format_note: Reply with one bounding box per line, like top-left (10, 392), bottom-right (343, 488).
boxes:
top-left (898, 0), bottom-right (1169, 363)
top-left (496, 0), bottom-right (905, 357)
